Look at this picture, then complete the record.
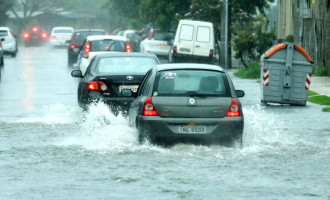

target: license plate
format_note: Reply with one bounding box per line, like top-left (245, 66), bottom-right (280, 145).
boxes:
top-left (179, 47), bottom-right (191, 52)
top-left (179, 125), bottom-right (206, 134)
top-left (119, 85), bottom-right (139, 93)
top-left (159, 44), bottom-right (168, 49)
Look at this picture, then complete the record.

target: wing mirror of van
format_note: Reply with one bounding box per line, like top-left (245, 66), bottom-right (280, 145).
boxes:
top-left (167, 39), bottom-right (174, 46)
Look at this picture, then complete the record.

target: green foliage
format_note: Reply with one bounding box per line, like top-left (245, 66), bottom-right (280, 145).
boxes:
top-left (232, 15), bottom-right (276, 68)
top-left (308, 90), bottom-right (319, 96)
top-left (313, 67), bottom-right (328, 76)
top-left (286, 35), bottom-right (294, 42)
top-left (234, 61), bottom-right (261, 79)
top-left (308, 95), bottom-right (330, 105)
top-left (322, 107), bottom-right (330, 112)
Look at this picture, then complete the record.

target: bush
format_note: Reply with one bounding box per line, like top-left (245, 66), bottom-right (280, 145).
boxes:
top-left (286, 35), bottom-right (294, 43)
top-left (234, 61), bottom-right (261, 79)
top-left (313, 67), bottom-right (328, 76)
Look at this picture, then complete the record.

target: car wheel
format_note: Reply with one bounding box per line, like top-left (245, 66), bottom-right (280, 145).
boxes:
top-left (11, 51), bottom-right (17, 58)
top-left (68, 55), bottom-right (74, 67)
top-left (0, 56), bottom-right (4, 66)
top-left (138, 129), bottom-right (147, 144)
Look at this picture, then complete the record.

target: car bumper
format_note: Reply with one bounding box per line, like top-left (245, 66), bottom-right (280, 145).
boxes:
top-left (173, 53), bottom-right (212, 62)
top-left (82, 95), bottom-right (135, 112)
top-left (137, 116), bottom-right (244, 141)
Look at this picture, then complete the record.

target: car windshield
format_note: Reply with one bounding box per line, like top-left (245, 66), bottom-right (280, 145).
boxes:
top-left (153, 70), bottom-right (230, 97)
top-left (73, 31), bottom-right (105, 43)
top-left (0, 30), bottom-right (8, 36)
top-left (53, 29), bottom-right (73, 34)
top-left (153, 32), bottom-right (174, 40)
top-left (94, 57), bottom-right (157, 75)
top-left (90, 40), bottom-right (126, 52)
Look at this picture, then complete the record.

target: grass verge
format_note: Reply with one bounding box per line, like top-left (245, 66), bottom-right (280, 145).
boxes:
top-left (308, 91), bottom-right (330, 112)
top-left (234, 61), bottom-right (260, 79)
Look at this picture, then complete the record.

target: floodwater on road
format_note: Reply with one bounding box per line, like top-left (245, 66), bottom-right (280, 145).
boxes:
top-left (0, 47), bottom-right (329, 200)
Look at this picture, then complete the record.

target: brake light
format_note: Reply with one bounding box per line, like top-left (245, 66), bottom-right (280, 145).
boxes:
top-left (143, 97), bottom-right (158, 116)
top-left (88, 81), bottom-right (109, 92)
top-left (209, 49), bottom-right (214, 57)
top-left (173, 45), bottom-right (177, 53)
top-left (82, 42), bottom-right (90, 58)
top-left (70, 45), bottom-right (75, 49)
top-left (41, 33), bottom-right (47, 38)
top-left (226, 98), bottom-right (240, 117)
top-left (50, 35), bottom-right (56, 39)
top-left (32, 27), bottom-right (38, 32)
top-left (126, 43), bottom-right (132, 53)
top-left (23, 32), bottom-right (30, 39)
top-left (148, 30), bottom-right (154, 40)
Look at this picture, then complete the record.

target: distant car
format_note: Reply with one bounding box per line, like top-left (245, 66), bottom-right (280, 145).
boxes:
top-left (0, 27), bottom-right (18, 57)
top-left (49, 27), bottom-right (74, 48)
top-left (67, 29), bottom-right (106, 66)
top-left (0, 40), bottom-right (4, 66)
top-left (117, 30), bottom-right (141, 52)
top-left (71, 53), bottom-right (160, 112)
top-left (140, 30), bottom-right (174, 59)
top-left (22, 26), bottom-right (48, 47)
top-left (77, 35), bottom-right (133, 76)
top-left (127, 64), bottom-right (245, 146)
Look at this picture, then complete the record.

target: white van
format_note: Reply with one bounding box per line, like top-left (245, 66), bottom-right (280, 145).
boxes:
top-left (169, 20), bottom-right (215, 63)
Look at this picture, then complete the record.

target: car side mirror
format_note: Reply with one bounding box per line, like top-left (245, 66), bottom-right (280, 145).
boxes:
top-left (71, 70), bottom-right (83, 78)
top-left (1, 38), bottom-right (5, 42)
top-left (121, 89), bottom-right (133, 97)
top-left (236, 90), bottom-right (245, 98)
top-left (167, 39), bottom-right (174, 45)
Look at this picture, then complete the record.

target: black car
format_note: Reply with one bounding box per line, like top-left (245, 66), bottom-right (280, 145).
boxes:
top-left (67, 29), bottom-right (106, 66)
top-left (126, 64), bottom-right (245, 146)
top-left (22, 26), bottom-right (48, 47)
top-left (71, 53), bottom-right (160, 112)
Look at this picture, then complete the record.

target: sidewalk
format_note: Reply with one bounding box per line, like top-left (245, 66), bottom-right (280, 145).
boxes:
top-left (310, 76), bottom-right (330, 97)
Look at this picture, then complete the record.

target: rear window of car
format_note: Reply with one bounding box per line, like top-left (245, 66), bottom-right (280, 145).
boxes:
top-left (153, 70), bottom-right (230, 97)
top-left (73, 31), bottom-right (105, 43)
top-left (153, 32), bottom-right (174, 41)
top-left (53, 29), bottom-right (73, 34)
top-left (90, 40), bottom-right (126, 52)
top-left (0, 30), bottom-right (8, 36)
top-left (93, 57), bottom-right (157, 75)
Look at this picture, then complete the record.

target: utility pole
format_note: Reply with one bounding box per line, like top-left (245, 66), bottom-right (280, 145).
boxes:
top-left (220, 0), bottom-right (232, 69)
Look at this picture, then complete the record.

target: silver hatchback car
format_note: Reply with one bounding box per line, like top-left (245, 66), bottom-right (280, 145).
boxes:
top-left (127, 64), bottom-right (245, 146)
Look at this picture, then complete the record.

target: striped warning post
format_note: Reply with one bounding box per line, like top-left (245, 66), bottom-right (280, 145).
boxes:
top-left (263, 69), bottom-right (269, 86)
top-left (305, 73), bottom-right (312, 90)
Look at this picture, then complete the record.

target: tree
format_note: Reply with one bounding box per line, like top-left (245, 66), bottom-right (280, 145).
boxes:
top-left (0, 0), bottom-right (14, 26)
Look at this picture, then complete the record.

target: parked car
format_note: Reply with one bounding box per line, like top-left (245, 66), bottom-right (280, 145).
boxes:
top-left (0, 27), bottom-right (18, 57)
top-left (67, 29), bottom-right (106, 66)
top-left (49, 27), bottom-right (74, 48)
top-left (71, 53), bottom-right (160, 112)
top-left (0, 40), bottom-right (4, 66)
top-left (127, 64), bottom-right (245, 146)
top-left (169, 20), bottom-right (215, 64)
top-left (22, 26), bottom-right (48, 47)
top-left (76, 35), bottom-right (133, 76)
top-left (140, 29), bottom-right (174, 59)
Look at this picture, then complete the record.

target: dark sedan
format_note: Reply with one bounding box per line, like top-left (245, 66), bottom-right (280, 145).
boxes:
top-left (71, 53), bottom-right (160, 113)
top-left (22, 26), bottom-right (48, 47)
top-left (126, 64), bottom-right (245, 146)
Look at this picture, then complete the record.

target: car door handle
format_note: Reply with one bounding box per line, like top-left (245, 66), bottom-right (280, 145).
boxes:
top-left (195, 45), bottom-right (200, 48)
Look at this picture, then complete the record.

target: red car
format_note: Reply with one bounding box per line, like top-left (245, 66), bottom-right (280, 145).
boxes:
top-left (67, 29), bottom-right (106, 66)
top-left (22, 26), bottom-right (48, 47)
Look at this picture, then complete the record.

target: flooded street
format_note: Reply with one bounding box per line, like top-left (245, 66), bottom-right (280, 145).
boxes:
top-left (0, 47), bottom-right (329, 199)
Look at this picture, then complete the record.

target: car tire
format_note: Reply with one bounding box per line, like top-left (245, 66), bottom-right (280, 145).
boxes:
top-left (0, 56), bottom-right (4, 66)
top-left (11, 51), bottom-right (17, 58)
top-left (68, 55), bottom-right (74, 67)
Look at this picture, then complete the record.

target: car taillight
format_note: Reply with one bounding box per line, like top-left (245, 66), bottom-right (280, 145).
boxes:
top-left (209, 49), bottom-right (214, 57)
top-left (148, 30), bottom-right (154, 40)
top-left (70, 45), bottom-right (75, 49)
top-left (83, 42), bottom-right (90, 58)
top-left (88, 81), bottom-right (109, 92)
top-left (41, 33), bottom-right (47, 38)
top-left (50, 35), bottom-right (56, 39)
top-left (226, 98), bottom-right (240, 117)
top-left (126, 43), bottom-right (132, 53)
top-left (23, 32), bottom-right (30, 39)
top-left (173, 45), bottom-right (177, 53)
top-left (32, 27), bottom-right (38, 32)
top-left (143, 97), bottom-right (158, 116)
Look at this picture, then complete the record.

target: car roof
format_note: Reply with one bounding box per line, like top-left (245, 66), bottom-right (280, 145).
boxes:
top-left (86, 35), bottom-right (128, 41)
top-left (74, 29), bottom-right (105, 33)
top-left (52, 27), bottom-right (74, 30)
top-left (155, 64), bottom-right (224, 72)
top-left (0, 27), bottom-right (10, 31)
top-left (94, 52), bottom-right (158, 59)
